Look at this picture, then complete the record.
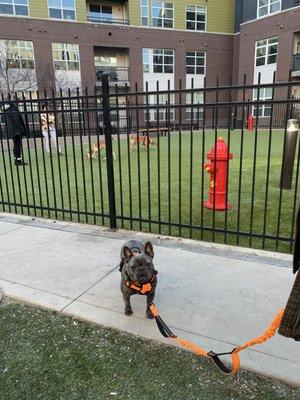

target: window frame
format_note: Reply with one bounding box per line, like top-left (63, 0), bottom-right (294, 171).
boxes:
top-left (48, 0), bottom-right (76, 21)
top-left (141, 0), bottom-right (149, 27)
top-left (186, 5), bottom-right (206, 32)
top-left (0, 0), bottom-right (29, 17)
top-left (5, 39), bottom-right (35, 70)
top-left (253, 87), bottom-right (274, 118)
top-left (257, 0), bottom-right (281, 18)
top-left (186, 51), bottom-right (206, 75)
top-left (186, 91), bottom-right (204, 121)
top-left (152, 0), bottom-right (174, 29)
top-left (89, 4), bottom-right (113, 20)
top-left (52, 42), bottom-right (80, 71)
top-left (153, 49), bottom-right (174, 73)
top-left (255, 37), bottom-right (278, 67)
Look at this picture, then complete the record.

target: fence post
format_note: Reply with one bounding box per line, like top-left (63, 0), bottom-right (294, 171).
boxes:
top-left (101, 74), bottom-right (117, 229)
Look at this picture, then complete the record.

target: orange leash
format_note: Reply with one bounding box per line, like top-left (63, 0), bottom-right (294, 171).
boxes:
top-left (150, 304), bottom-right (285, 374)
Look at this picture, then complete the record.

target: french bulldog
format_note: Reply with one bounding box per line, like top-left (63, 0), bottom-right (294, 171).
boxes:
top-left (120, 239), bottom-right (157, 319)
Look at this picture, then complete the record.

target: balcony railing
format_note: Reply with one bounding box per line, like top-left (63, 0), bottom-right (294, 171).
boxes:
top-left (88, 13), bottom-right (129, 25)
top-left (293, 53), bottom-right (300, 71)
top-left (95, 66), bottom-right (129, 84)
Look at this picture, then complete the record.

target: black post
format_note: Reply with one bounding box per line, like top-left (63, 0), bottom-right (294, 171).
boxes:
top-left (280, 119), bottom-right (299, 190)
top-left (101, 74), bottom-right (117, 229)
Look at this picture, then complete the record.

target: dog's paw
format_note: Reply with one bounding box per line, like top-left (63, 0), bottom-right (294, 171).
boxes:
top-left (125, 307), bottom-right (133, 316)
top-left (146, 310), bottom-right (154, 319)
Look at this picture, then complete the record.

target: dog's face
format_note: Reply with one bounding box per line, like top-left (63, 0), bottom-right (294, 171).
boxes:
top-left (123, 241), bottom-right (156, 284)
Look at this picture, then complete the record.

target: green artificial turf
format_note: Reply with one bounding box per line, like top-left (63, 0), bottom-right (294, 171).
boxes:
top-left (0, 301), bottom-right (298, 400)
top-left (0, 129), bottom-right (298, 253)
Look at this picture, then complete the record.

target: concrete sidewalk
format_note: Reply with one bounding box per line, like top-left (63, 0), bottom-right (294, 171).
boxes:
top-left (0, 213), bottom-right (299, 387)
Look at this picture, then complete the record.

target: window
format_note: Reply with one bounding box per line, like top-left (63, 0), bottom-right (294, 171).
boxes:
top-left (257, 0), bottom-right (281, 18)
top-left (145, 94), bottom-right (174, 122)
top-left (5, 40), bottom-right (34, 69)
top-left (186, 92), bottom-right (204, 120)
top-left (186, 51), bottom-right (205, 75)
top-left (143, 48), bottom-right (150, 72)
top-left (52, 43), bottom-right (80, 70)
top-left (255, 37), bottom-right (278, 66)
top-left (0, 0), bottom-right (28, 16)
top-left (89, 4), bottom-right (112, 21)
top-left (94, 50), bottom-right (117, 67)
top-left (253, 87), bottom-right (273, 117)
top-left (141, 0), bottom-right (148, 26)
top-left (152, 1), bottom-right (173, 29)
top-left (48, 0), bottom-right (75, 20)
top-left (186, 5), bottom-right (206, 31)
top-left (153, 49), bottom-right (174, 73)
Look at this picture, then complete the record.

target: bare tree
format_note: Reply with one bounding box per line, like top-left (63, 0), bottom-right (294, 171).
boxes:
top-left (0, 41), bottom-right (37, 95)
top-left (54, 70), bottom-right (80, 93)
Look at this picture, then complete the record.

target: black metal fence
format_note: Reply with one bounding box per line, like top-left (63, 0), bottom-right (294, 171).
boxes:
top-left (0, 75), bottom-right (299, 254)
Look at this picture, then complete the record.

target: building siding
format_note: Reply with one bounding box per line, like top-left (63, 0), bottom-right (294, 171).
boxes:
top-left (129, 0), bottom-right (235, 33)
top-left (76, 0), bottom-right (87, 22)
top-left (282, 0), bottom-right (296, 10)
top-left (128, 0), bottom-right (141, 26)
top-left (235, 0), bottom-right (299, 32)
top-left (29, 0), bottom-right (48, 19)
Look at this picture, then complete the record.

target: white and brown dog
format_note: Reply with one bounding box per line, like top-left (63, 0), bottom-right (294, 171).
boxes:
top-left (85, 138), bottom-right (116, 161)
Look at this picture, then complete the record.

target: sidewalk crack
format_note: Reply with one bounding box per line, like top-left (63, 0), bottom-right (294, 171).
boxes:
top-left (60, 265), bottom-right (119, 312)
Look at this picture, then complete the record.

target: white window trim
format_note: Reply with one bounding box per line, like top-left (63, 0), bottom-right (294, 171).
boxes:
top-left (52, 43), bottom-right (80, 72)
top-left (185, 5), bottom-right (206, 32)
top-left (152, 1), bottom-right (174, 30)
top-left (253, 87), bottom-right (274, 118)
top-left (152, 49), bottom-right (174, 74)
top-left (0, 0), bottom-right (30, 17)
top-left (257, 0), bottom-right (282, 19)
top-left (255, 36), bottom-right (278, 67)
top-left (5, 39), bottom-right (35, 70)
top-left (47, 0), bottom-right (77, 22)
top-left (186, 51), bottom-right (206, 75)
top-left (186, 92), bottom-right (204, 121)
top-left (141, 0), bottom-right (149, 27)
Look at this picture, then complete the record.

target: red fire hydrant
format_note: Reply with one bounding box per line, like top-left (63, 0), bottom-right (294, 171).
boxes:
top-left (203, 137), bottom-right (233, 211)
top-left (247, 115), bottom-right (254, 131)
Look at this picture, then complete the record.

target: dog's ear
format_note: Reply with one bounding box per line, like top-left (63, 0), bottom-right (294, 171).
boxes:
top-left (145, 241), bottom-right (154, 258)
top-left (123, 246), bottom-right (133, 262)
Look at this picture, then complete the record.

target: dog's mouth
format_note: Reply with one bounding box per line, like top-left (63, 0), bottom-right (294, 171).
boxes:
top-left (135, 274), bottom-right (152, 285)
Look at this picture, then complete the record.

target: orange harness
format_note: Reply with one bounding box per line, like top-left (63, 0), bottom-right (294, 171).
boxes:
top-left (149, 304), bottom-right (285, 375)
top-left (125, 274), bottom-right (156, 295)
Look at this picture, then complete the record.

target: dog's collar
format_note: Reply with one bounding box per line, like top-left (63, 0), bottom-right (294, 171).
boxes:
top-left (125, 274), bottom-right (156, 295)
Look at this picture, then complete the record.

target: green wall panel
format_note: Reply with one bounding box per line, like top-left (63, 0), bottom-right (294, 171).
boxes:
top-left (128, 0), bottom-right (141, 26)
top-left (128, 0), bottom-right (235, 33)
top-left (28, 0), bottom-right (235, 33)
top-left (76, 0), bottom-right (87, 21)
top-left (29, 0), bottom-right (87, 21)
top-left (29, 0), bottom-right (48, 19)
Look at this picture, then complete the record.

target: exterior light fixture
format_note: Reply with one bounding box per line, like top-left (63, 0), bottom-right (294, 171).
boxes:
top-left (280, 119), bottom-right (299, 189)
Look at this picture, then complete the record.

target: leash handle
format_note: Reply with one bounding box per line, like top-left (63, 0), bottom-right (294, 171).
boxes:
top-left (150, 303), bottom-right (285, 375)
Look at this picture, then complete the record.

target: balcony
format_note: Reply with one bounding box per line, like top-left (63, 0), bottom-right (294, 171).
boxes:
top-left (292, 54), bottom-right (300, 77)
top-left (88, 13), bottom-right (129, 25)
top-left (95, 66), bottom-right (129, 86)
top-left (87, 1), bottom-right (128, 26)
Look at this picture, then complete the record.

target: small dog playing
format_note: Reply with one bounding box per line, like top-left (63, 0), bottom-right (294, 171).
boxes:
top-left (120, 240), bottom-right (158, 319)
top-left (85, 139), bottom-right (116, 161)
top-left (130, 134), bottom-right (157, 152)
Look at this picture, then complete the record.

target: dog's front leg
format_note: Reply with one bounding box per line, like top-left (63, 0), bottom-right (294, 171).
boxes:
top-left (146, 292), bottom-right (155, 319)
top-left (123, 293), bottom-right (133, 316)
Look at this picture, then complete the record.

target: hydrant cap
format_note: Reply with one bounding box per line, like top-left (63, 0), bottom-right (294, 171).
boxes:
top-left (208, 137), bottom-right (233, 160)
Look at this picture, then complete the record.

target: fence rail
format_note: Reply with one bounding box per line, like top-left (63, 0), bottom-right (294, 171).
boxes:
top-left (0, 74), bottom-right (299, 254)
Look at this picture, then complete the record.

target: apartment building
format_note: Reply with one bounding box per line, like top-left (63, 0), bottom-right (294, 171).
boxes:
top-left (234, 0), bottom-right (300, 102)
top-left (0, 0), bottom-right (235, 96)
top-left (0, 0), bottom-right (299, 103)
